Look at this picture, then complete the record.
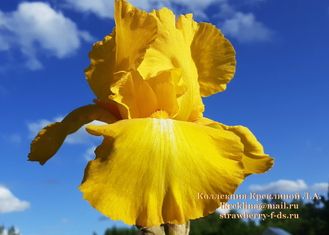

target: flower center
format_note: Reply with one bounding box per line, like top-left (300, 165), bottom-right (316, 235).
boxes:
top-left (150, 110), bottom-right (169, 119)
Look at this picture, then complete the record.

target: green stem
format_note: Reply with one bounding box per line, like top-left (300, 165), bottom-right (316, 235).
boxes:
top-left (138, 222), bottom-right (190, 235)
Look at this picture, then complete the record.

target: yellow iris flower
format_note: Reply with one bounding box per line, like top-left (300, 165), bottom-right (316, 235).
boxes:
top-left (28, 0), bottom-right (273, 227)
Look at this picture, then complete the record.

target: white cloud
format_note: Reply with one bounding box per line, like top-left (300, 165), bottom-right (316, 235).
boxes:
top-left (311, 182), bottom-right (329, 192)
top-left (67, 120), bottom-right (107, 144)
top-left (64, 0), bottom-right (219, 18)
top-left (0, 2), bottom-right (93, 70)
top-left (172, 0), bottom-right (219, 8)
top-left (129, 0), bottom-right (167, 10)
top-left (169, 0), bottom-right (222, 18)
top-left (221, 12), bottom-right (272, 42)
top-left (64, 0), bottom-right (273, 43)
top-left (64, 0), bottom-right (167, 18)
top-left (27, 116), bottom-right (62, 138)
top-left (65, 0), bottom-right (114, 19)
top-left (0, 185), bottom-right (30, 213)
top-left (249, 179), bottom-right (329, 194)
top-left (249, 179), bottom-right (308, 193)
top-left (27, 117), bottom-right (107, 145)
top-left (84, 145), bottom-right (97, 161)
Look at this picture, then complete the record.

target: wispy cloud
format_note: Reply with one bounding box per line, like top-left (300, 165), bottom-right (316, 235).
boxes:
top-left (64, 0), bottom-right (115, 19)
top-left (84, 145), bottom-right (97, 161)
top-left (0, 185), bottom-right (30, 213)
top-left (0, 2), bottom-right (93, 70)
top-left (27, 116), bottom-right (62, 138)
top-left (167, 0), bottom-right (223, 18)
top-left (249, 179), bottom-right (329, 193)
top-left (27, 117), bottom-right (106, 145)
top-left (221, 12), bottom-right (272, 43)
top-left (0, 0), bottom-right (273, 73)
top-left (64, 0), bottom-right (167, 18)
top-left (311, 182), bottom-right (329, 192)
top-left (64, 0), bottom-right (273, 43)
top-left (64, 0), bottom-right (219, 19)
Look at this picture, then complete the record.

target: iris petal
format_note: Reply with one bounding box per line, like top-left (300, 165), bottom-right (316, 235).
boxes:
top-left (80, 118), bottom-right (253, 226)
top-left (114, 0), bottom-right (157, 71)
top-left (85, 33), bottom-right (116, 101)
top-left (191, 23), bottom-right (236, 96)
top-left (195, 117), bottom-right (274, 176)
top-left (176, 15), bottom-right (236, 96)
top-left (138, 8), bottom-right (204, 121)
top-left (85, 0), bottom-right (158, 101)
top-left (110, 69), bottom-right (185, 118)
top-left (28, 105), bottom-right (117, 165)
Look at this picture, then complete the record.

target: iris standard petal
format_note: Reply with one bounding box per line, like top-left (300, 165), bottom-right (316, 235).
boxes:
top-left (85, 0), bottom-right (158, 101)
top-left (80, 118), bottom-right (250, 227)
top-left (177, 14), bottom-right (236, 96)
top-left (195, 117), bottom-right (274, 176)
top-left (114, 0), bottom-right (157, 71)
top-left (85, 33), bottom-right (116, 101)
top-left (190, 23), bottom-right (236, 96)
top-left (176, 14), bottom-right (236, 96)
top-left (28, 105), bottom-right (117, 165)
top-left (110, 69), bottom-right (185, 118)
top-left (137, 8), bottom-right (204, 121)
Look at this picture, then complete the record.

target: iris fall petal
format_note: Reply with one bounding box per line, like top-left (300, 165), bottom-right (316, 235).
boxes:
top-left (80, 117), bottom-right (270, 226)
top-left (195, 117), bottom-right (274, 176)
top-left (28, 105), bottom-right (117, 164)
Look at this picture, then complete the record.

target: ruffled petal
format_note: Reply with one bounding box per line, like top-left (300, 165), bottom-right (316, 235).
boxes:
top-left (85, 34), bottom-right (116, 101)
top-left (195, 117), bottom-right (274, 176)
top-left (114, 0), bottom-right (157, 71)
top-left (137, 8), bottom-right (204, 121)
top-left (85, 0), bottom-right (158, 101)
top-left (176, 14), bottom-right (236, 96)
top-left (80, 118), bottom-right (251, 226)
top-left (176, 14), bottom-right (198, 45)
top-left (191, 23), bottom-right (236, 96)
top-left (110, 71), bottom-right (158, 118)
top-left (28, 105), bottom-right (117, 165)
top-left (110, 69), bottom-right (185, 119)
top-left (147, 69), bottom-right (186, 117)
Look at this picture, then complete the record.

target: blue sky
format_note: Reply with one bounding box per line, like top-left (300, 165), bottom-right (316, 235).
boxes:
top-left (1, 0), bottom-right (329, 234)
